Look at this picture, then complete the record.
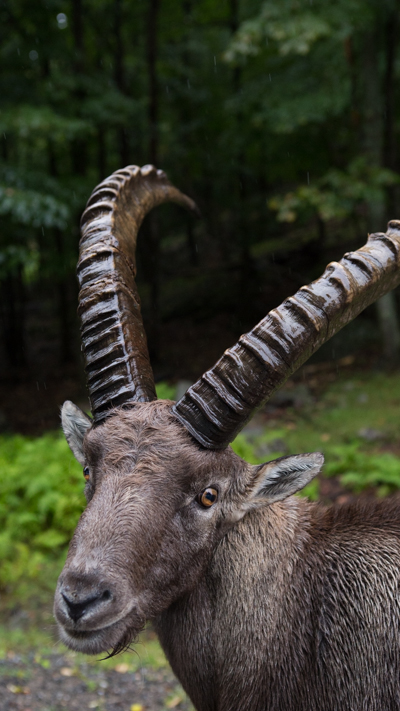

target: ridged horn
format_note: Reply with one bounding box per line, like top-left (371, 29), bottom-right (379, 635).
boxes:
top-left (78, 164), bottom-right (199, 422)
top-left (173, 220), bottom-right (400, 449)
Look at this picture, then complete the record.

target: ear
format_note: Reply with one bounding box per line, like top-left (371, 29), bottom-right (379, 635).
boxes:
top-left (61, 400), bottom-right (92, 465)
top-left (247, 452), bottom-right (324, 506)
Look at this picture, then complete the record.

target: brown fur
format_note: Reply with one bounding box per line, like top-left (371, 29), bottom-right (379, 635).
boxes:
top-left (55, 401), bottom-right (400, 711)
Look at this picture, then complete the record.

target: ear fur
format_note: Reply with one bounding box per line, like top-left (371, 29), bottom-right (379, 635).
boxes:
top-left (248, 452), bottom-right (324, 506)
top-left (61, 400), bottom-right (92, 465)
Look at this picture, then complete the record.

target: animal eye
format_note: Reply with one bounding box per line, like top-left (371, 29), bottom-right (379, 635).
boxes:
top-left (197, 487), bottom-right (218, 508)
top-left (83, 467), bottom-right (90, 481)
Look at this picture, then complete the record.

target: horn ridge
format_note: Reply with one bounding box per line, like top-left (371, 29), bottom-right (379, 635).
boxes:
top-left (173, 227), bottom-right (400, 449)
top-left (78, 164), bottom-right (199, 422)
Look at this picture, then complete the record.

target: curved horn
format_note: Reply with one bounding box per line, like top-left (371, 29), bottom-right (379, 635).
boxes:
top-left (78, 164), bottom-right (199, 422)
top-left (173, 221), bottom-right (400, 449)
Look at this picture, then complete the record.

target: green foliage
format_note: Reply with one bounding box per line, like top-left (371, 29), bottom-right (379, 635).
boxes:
top-left (325, 444), bottom-right (400, 497)
top-left (0, 106), bottom-right (90, 141)
top-left (300, 479), bottom-right (320, 502)
top-left (232, 371), bottom-right (400, 501)
top-left (155, 381), bottom-right (177, 400)
top-left (232, 429), bottom-right (287, 464)
top-left (233, 432), bottom-right (400, 501)
top-left (269, 158), bottom-right (399, 223)
top-left (225, 2), bottom-right (332, 62)
top-left (232, 429), bottom-right (321, 500)
top-left (225, 0), bottom-right (376, 62)
top-left (0, 0), bottom-right (397, 262)
top-left (0, 184), bottom-right (70, 229)
top-left (0, 243), bottom-right (39, 281)
top-left (0, 433), bottom-right (84, 597)
top-left (223, 0), bottom-right (365, 136)
top-left (0, 0), bottom-right (400, 366)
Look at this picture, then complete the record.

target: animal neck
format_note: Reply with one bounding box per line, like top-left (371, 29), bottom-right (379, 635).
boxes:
top-left (155, 496), bottom-right (317, 711)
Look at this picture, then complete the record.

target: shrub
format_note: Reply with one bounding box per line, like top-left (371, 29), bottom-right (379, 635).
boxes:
top-left (0, 433), bottom-right (84, 598)
top-left (324, 443), bottom-right (400, 497)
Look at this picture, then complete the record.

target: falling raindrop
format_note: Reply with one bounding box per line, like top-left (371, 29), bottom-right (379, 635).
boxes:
top-left (57, 13), bottom-right (68, 29)
top-left (307, 172), bottom-right (310, 184)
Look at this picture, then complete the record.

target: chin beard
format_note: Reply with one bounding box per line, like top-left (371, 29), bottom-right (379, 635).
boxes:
top-left (57, 615), bottom-right (145, 657)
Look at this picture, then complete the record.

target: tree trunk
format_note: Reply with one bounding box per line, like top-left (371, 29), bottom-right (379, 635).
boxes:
top-left (186, 217), bottom-right (198, 267)
top-left (376, 294), bottom-right (400, 364)
top-left (229, 0), bottom-right (256, 329)
top-left (114, 0), bottom-right (129, 166)
top-left (144, 0), bottom-right (161, 359)
top-left (383, 3), bottom-right (399, 217)
top-left (71, 0), bottom-right (87, 176)
top-left (147, 0), bottom-right (159, 168)
top-left (362, 26), bottom-right (400, 365)
top-left (48, 142), bottom-right (73, 363)
top-left (54, 228), bottom-right (73, 363)
top-left (97, 126), bottom-right (106, 181)
top-left (0, 268), bottom-right (26, 370)
top-left (182, 0), bottom-right (198, 267)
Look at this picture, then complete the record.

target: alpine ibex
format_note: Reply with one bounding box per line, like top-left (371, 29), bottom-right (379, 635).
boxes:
top-left (54, 165), bottom-right (400, 711)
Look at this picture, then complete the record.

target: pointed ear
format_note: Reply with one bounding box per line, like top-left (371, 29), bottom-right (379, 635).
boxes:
top-left (61, 401), bottom-right (92, 465)
top-left (247, 452), bottom-right (324, 506)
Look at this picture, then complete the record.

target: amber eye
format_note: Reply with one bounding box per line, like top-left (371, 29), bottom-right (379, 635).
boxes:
top-left (83, 467), bottom-right (90, 482)
top-left (197, 487), bottom-right (218, 508)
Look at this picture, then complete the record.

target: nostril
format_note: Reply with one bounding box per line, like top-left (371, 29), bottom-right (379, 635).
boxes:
top-left (61, 589), bottom-right (111, 623)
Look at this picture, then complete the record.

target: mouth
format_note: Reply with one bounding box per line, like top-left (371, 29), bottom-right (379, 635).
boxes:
top-left (63, 627), bottom-right (100, 641)
top-left (58, 623), bottom-right (114, 655)
top-left (57, 615), bottom-right (144, 656)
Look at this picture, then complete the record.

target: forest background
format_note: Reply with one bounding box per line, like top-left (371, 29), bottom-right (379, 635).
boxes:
top-left (1, 0), bottom-right (400, 434)
top-left (2, 0), bottom-right (400, 689)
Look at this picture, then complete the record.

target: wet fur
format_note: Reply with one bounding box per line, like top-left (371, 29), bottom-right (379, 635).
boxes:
top-left (156, 498), bottom-right (400, 710)
top-left (56, 402), bottom-right (400, 711)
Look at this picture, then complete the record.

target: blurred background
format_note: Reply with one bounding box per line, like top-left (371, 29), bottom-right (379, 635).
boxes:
top-left (1, 0), bottom-right (400, 709)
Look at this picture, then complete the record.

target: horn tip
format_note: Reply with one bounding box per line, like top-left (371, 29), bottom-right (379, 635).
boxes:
top-left (387, 219), bottom-right (400, 234)
top-left (140, 164), bottom-right (158, 178)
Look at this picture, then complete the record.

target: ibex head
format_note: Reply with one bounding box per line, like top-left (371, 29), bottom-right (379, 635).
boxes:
top-left (54, 164), bottom-right (400, 656)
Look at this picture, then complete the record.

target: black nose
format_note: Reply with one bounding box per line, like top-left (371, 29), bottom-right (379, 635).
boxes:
top-left (61, 589), bottom-right (111, 623)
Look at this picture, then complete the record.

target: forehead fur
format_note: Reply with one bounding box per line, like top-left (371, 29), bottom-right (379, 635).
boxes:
top-left (83, 400), bottom-right (237, 480)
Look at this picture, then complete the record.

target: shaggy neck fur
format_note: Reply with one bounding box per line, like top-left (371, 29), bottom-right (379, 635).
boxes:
top-left (156, 496), bottom-right (400, 711)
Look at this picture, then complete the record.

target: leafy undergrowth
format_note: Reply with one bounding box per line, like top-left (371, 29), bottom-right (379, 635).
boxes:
top-left (233, 370), bottom-right (400, 501)
top-left (0, 381), bottom-right (176, 606)
top-left (0, 433), bottom-right (83, 602)
top-left (0, 370), bottom-right (400, 658)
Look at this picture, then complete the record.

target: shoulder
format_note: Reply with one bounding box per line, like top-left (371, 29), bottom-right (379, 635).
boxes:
top-left (312, 497), bottom-right (400, 538)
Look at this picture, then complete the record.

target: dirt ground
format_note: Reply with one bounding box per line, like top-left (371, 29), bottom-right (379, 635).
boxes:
top-left (0, 651), bottom-right (194, 711)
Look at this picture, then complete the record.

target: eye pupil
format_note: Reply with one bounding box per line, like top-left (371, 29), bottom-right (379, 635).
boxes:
top-left (83, 467), bottom-right (90, 481)
top-left (199, 487), bottom-right (218, 508)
